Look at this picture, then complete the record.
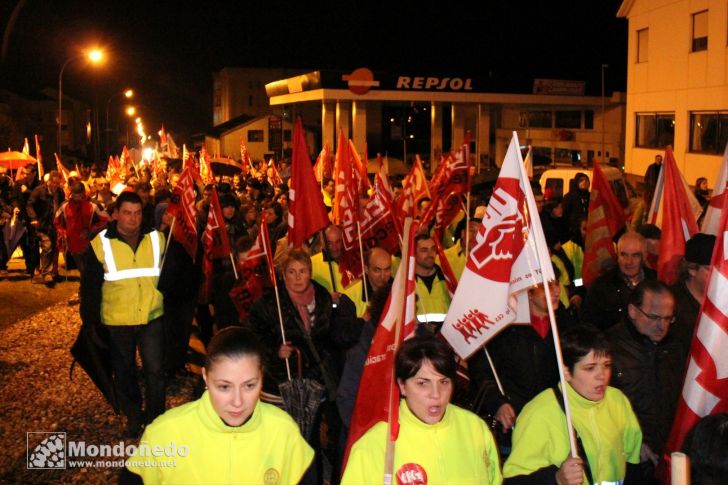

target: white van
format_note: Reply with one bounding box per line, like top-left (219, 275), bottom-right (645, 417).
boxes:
top-left (538, 166), bottom-right (639, 213)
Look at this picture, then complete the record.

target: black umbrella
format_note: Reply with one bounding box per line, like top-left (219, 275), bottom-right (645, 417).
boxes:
top-left (69, 323), bottom-right (120, 414)
top-left (210, 157), bottom-right (243, 177)
top-left (278, 348), bottom-right (326, 440)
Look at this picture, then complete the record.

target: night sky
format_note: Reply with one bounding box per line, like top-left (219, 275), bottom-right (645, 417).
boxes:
top-left (1, 0), bottom-right (627, 140)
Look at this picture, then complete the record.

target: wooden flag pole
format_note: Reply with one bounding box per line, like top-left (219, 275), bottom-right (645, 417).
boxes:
top-left (356, 221), bottom-right (368, 303)
top-left (158, 216), bottom-right (176, 275)
top-left (262, 222), bottom-right (292, 381)
top-left (384, 218), bottom-right (413, 484)
top-left (515, 140), bottom-right (578, 458)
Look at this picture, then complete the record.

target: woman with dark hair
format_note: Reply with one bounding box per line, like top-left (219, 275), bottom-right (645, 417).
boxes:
top-left (125, 327), bottom-right (313, 484)
top-left (682, 413), bottom-right (728, 485)
top-left (503, 326), bottom-right (642, 485)
top-left (247, 248), bottom-right (359, 483)
top-left (342, 335), bottom-right (502, 484)
top-left (694, 177), bottom-right (710, 226)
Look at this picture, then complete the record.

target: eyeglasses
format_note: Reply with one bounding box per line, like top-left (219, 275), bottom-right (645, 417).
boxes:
top-left (633, 305), bottom-right (676, 324)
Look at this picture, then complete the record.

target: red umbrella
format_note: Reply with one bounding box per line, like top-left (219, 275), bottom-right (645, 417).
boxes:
top-left (0, 151), bottom-right (36, 170)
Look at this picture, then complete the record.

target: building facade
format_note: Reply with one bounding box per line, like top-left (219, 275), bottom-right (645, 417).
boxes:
top-left (618, 0), bottom-right (728, 188)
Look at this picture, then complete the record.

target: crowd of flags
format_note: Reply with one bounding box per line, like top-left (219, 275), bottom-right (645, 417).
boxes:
top-left (6, 122), bottom-right (727, 482)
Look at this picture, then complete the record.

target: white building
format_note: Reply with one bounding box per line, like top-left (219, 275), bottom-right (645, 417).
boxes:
top-left (618, 0), bottom-right (728, 188)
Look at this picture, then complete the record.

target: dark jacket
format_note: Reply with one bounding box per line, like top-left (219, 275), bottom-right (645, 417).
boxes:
top-left (246, 280), bottom-right (360, 397)
top-left (582, 266), bottom-right (657, 331)
top-left (669, 280), bottom-right (700, 363)
top-left (607, 318), bottom-right (684, 455)
top-left (26, 183), bottom-right (65, 230)
top-left (561, 174), bottom-right (590, 233)
top-left (467, 306), bottom-right (577, 417)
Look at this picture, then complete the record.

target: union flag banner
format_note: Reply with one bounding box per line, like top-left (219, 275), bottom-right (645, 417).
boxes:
top-left (199, 147), bottom-right (213, 185)
top-left (267, 159), bottom-right (283, 187)
top-left (655, 147), bottom-right (700, 285)
top-left (441, 132), bottom-right (554, 359)
top-left (229, 227), bottom-right (269, 322)
top-left (313, 144), bottom-right (333, 184)
top-left (395, 155), bottom-right (431, 220)
top-left (701, 142), bottom-right (728, 235)
top-left (343, 218), bottom-right (417, 472)
top-left (288, 117), bottom-right (329, 248)
top-left (582, 161), bottom-right (627, 287)
top-left (420, 144), bottom-right (470, 231)
top-left (661, 192), bottom-right (728, 479)
top-left (166, 165), bottom-right (198, 261)
top-left (333, 130), bottom-right (361, 287)
top-left (201, 186), bottom-right (232, 299)
top-left (240, 142), bottom-right (252, 177)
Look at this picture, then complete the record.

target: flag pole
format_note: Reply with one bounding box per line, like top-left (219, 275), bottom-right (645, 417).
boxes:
top-left (384, 218), bottom-right (413, 485)
top-left (483, 347), bottom-right (506, 396)
top-left (356, 220), bottom-right (368, 303)
top-left (229, 252), bottom-right (239, 280)
top-left (262, 222), bottom-right (292, 381)
top-left (515, 135), bottom-right (578, 458)
top-left (159, 216), bottom-right (176, 274)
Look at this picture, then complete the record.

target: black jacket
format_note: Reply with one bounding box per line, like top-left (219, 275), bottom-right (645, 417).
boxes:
top-left (607, 318), bottom-right (684, 455)
top-left (467, 306), bottom-right (577, 417)
top-left (669, 280), bottom-right (700, 363)
top-left (246, 280), bottom-right (360, 397)
top-left (582, 266), bottom-right (657, 331)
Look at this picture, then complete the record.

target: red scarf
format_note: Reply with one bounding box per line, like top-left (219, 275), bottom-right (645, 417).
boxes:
top-left (531, 314), bottom-right (551, 340)
top-left (286, 283), bottom-right (315, 331)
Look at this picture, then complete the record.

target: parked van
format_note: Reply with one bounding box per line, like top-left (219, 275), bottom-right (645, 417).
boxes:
top-left (538, 166), bottom-right (639, 213)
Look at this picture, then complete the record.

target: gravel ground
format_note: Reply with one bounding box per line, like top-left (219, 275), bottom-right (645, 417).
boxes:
top-left (0, 294), bottom-right (201, 484)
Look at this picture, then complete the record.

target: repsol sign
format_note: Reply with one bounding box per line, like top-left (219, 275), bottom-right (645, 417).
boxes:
top-left (396, 76), bottom-right (473, 91)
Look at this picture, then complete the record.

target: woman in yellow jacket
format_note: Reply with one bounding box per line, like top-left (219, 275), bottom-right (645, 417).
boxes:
top-left (126, 327), bottom-right (313, 484)
top-left (503, 326), bottom-right (642, 484)
top-left (342, 335), bottom-right (502, 485)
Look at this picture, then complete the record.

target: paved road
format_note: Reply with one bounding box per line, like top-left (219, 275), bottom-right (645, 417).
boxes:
top-left (0, 255), bottom-right (80, 331)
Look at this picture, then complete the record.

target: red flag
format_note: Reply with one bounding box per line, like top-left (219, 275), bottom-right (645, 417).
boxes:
top-left (229, 228), bottom-right (269, 322)
top-left (701, 142), bottom-right (728, 235)
top-left (395, 155), bottom-right (431, 220)
top-left (343, 219), bottom-right (417, 468)
top-left (358, 175), bottom-right (402, 256)
top-left (166, 165), bottom-right (199, 261)
top-left (349, 139), bottom-right (371, 194)
top-left (34, 135), bottom-right (44, 179)
top-left (201, 187), bottom-right (233, 299)
top-left (661, 193), bottom-right (728, 477)
top-left (288, 117), bottom-right (330, 248)
top-left (54, 153), bottom-right (70, 183)
top-left (267, 159), bottom-right (283, 187)
top-left (441, 132), bottom-right (554, 359)
top-left (420, 145), bottom-right (470, 230)
top-left (313, 144), bottom-right (333, 183)
top-left (657, 147), bottom-right (700, 285)
top-left (199, 147), bottom-right (214, 184)
top-left (334, 132), bottom-right (362, 288)
top-left (240, 142), bottom-right (252, 177)
top-left (121, 146), bottom-right (134, 173)
top-left (582, 161), bottom-right (627, 287)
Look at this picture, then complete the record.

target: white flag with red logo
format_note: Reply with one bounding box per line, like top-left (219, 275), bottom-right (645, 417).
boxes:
top-left (662, 192), bottom-right (728, 468)
top-left (701, 142), bottom-right (728, 236)
top-left (441, 132), bottom-right (554, 359)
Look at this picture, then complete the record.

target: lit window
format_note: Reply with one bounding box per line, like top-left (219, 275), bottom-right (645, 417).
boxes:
top-left (635, 113), bottom-right (675, 148)
top-left (637, 28), bottom-right (649, 62)
top-left (689, 112), bottom-right (728, 154)
top-left (691, 10), bottom-right (708, 52)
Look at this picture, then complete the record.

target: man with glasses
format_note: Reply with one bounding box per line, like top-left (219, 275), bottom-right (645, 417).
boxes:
top-left (607, 280), bottom-right (683, 483)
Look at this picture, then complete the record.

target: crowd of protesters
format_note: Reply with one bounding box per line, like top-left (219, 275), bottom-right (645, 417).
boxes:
top-left (2, 152), bottom-right (724, 484)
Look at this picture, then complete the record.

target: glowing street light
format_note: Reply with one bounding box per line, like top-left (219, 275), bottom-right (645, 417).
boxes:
top-left (57, 48), bottom-right (104, 157)
top-left (105, 88), bottom-right (134, 156)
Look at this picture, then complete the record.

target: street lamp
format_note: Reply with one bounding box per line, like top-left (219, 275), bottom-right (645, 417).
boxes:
top-left (57, 48), bottom-right (104, 158)
top-left (105, 89), bottom-right (133, 156)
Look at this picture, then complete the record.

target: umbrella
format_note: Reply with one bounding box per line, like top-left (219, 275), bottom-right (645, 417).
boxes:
top-left (69, 323), bottom-right (120, 414)
top-left (0, 151), bottom-right (36, 170)
top-left (278, 347), bottom-right (326, 440)
top-left (210, 157), bottom-right (243, 176)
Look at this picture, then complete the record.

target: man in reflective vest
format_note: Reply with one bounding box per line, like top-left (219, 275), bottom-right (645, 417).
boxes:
top-left (80, 191), bottom-right (166, 438)
top-left (413, 233), bottom-right (451, 334)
